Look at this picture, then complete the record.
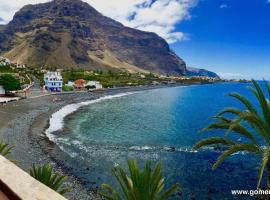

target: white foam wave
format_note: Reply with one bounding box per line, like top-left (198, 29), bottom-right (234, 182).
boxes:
top-left (129, 145), bottom-right (197, 153)
top-left (129, 146), bottom-right (153, 151)
top-left (45, 92), bottom-right (135, 141)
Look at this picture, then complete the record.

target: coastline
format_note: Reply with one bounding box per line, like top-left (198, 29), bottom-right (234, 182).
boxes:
top-left (0, 81), bottom-right (226, 199)
top-left (0, 84), bottom-right (189, 199)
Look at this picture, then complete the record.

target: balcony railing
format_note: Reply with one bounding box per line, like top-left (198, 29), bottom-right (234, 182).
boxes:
top-left (0, 156), bottom-right (67, 200)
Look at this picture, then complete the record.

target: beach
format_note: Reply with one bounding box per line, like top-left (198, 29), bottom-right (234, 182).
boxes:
top-left (0, 82), bottom-right (261, 200)
top-left (0, 85), bottom-right (176, 200)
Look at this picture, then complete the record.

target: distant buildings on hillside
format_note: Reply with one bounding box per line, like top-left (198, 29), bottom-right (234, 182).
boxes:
top-left (74, 79), bottom-right (86, 89)
top-left (44, 72), bottom-right (63, 92)
top-left (65, 79), bottom-right (103, 90)
top-left (0, 57), bottom-right (11, 66)
top-left (85, 81), bottom-right (103, 90)
top-left (44, 71), bottom-right (103, 92)
top-left (0, 56), bottom-right (27, 70)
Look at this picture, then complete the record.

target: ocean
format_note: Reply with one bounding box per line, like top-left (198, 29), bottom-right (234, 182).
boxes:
top-left (46, 83), bottom-right (262, 199)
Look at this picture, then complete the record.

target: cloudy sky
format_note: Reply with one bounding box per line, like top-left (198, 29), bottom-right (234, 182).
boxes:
top-left (0, 0), bottom-right (270, 79)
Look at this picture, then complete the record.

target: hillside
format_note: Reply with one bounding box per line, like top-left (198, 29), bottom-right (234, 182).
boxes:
top-left (186, 67), bottom-right (219, 78)
top-left (0, 0), bottom-right (187, 75)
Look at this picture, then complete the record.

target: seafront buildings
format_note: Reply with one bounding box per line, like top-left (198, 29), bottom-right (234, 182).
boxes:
top-left (0, 85), bottom-right (5, 96)
top-left (85, 81), bottom-right (103, 89)
top-left (44, 72), bottom-right (63, 92)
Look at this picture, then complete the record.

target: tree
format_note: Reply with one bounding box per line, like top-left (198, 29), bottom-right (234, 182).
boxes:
top-left (99, 159), bottom-right (179, 200)
top-left (193, 80), bottom-right (270, 188)
top-left (30, 164), bottom-right (71, 195)
top-left (0, 74), bottom-right (21, 92)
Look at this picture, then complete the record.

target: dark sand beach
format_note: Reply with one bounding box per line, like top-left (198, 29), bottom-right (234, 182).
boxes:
top-left (0, 85), bottom-right (178, 199)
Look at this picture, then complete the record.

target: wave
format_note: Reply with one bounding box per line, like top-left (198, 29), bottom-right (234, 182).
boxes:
top-left (129, 145), bottom-right (198, 153)
top-left (45, 92), bottom-right (136, 141)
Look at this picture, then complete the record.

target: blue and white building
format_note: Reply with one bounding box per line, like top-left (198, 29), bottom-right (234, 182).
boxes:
top-left (44, 72), bottom-right (63, 92)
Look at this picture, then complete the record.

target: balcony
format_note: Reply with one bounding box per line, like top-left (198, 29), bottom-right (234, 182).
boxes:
top-left (0, 156), bottom-right (67, 200)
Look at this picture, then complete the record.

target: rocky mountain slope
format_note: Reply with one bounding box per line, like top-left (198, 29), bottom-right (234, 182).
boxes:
top-left (186, 67), bottom-right (219, 78)
top-left (0, 0), bottom-right (187, 75)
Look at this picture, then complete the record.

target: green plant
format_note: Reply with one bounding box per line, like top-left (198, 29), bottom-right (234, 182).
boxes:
top-left (62, 85), bottom-right (74, 91)
top-left (0, 141), bottom-right (14, 157)
top-left (30, 164), bottom-right (71, 195)
top-left (99, 159), bottom-right (179, 200)
top-left (193, 80), bottom-right (270, 188)
top-left (0, 74), bottom-right (21, 92)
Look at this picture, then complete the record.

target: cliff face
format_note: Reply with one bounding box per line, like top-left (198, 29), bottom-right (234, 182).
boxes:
top-left (0, 0), bottom-right (187, 75)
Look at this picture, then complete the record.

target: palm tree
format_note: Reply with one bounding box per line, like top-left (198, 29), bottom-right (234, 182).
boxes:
top-left (0, 140), bottom-right (14, 157)
top-left (99, 159), bottom-right (179, 200)
top-left (30, 164), bottom-right (71, 195)
top-left (193, 80), bottom-right (270, 188)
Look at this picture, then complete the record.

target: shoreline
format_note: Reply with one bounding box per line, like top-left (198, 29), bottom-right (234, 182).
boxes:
top-left (0, 84), bottom-right (188, 199)
top-left (30, 84), bottom-right (194, 199)
top-left (0, 82), bottom-right (221, 199)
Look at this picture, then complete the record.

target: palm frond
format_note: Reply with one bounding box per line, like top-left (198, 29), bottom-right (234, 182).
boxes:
top-left (228, 92), bottom-right (258, 114)
top-left (232, 111), bottom-right (270, 144)
top-left (216, 108), bottom-right (242, 117)
top-left (257, 148), bottom-right (270, 188)
top-left (98, 184), bottom-right (121, 200)
top-left (193, 137), bottom-right (236, 150)
top-left (0, 141), bottom-right (14, 157)
top-left (248, 80), bottom-right (270, 124)
top-left (212, 144), bottom-right (262, 170)
top-left (203, 118), bottom-right (259, 145)
top-left (158, 183), bottom-right (179, 200)
top-left (30, 164), bottom-right (71, 195)
top-left (265, 80), bottom-right (270, 99)
top-left (194, 80), bottom-right (270, 188)
top-left (99, 160), bottom-right (179, 200)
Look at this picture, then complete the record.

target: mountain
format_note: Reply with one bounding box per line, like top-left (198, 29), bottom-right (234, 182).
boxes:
top-left (0, 0), bottom-right (186, 75)
top-left (186, 67), bottom-right (220, 78)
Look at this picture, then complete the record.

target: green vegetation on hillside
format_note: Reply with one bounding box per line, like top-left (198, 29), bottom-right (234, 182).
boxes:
top-left (0, 74), bottom-right (21, 92)
top-left (0, 64), bottom-right (32, 85)
top-left (62, 70), bottom-right (150, 88)
top-left (61, 70), bottom-right (219, 88)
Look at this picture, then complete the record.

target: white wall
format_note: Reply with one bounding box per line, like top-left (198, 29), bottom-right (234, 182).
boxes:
top-left (0, 86), bottom-right (5, 96)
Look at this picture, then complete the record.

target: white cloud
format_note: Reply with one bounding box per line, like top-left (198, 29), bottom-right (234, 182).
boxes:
top-left (0, 0), bottom-right (49, 23)
top-left (86, 0), bottom-right (197, 43)
top-left (0, 0), bottom-right (197, 43)
top-left (219, 4), bottom-right (228, 9)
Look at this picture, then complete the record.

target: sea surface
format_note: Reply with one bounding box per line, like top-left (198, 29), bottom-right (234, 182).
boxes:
top-left (47, 83), bottom-right (263, 199)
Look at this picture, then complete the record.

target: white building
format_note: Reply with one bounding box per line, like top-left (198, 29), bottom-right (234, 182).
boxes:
top-left (86, 81), bottom-right (103, 90)
top-left (16, 63), bottom-right (26, 69)
top-left (44, 72), bottom-right (63, 92)
top-left (65, 81), bottom-right (75, 87)
top-left (0, 86), bottom-right (5, 96)
top-left (0, 57), bottom-right (11, 66)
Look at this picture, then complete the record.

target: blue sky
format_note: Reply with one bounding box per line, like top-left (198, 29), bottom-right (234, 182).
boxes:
top-left (0, 0), bottom-right (269, 79)
top-left (171, 0), bottom-right (270, 79)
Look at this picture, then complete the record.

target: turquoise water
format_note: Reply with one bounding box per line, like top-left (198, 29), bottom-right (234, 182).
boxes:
top-left (52, 83), bottom-right (262, 199)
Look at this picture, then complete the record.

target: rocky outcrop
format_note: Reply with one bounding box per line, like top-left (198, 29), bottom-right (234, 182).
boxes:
top-left (186, 67), bottom-right (219, 78)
